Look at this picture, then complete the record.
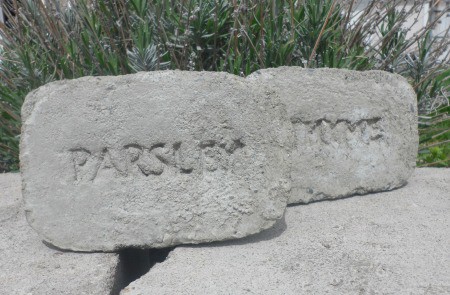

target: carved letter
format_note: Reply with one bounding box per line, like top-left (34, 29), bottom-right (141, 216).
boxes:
top-left (174, 142), bottom-right (199, 174)
top-left (70, 148), bottom-right (98, 182)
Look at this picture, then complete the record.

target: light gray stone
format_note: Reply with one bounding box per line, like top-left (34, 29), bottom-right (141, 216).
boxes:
top-left (121, 168), bottom-right (450, 295)
top-left (249, 67), bottom-right (418, 204)
top-left (0, 173), bottom-right (119, 295)
top-left (20, 71), bottom-right (293, 251)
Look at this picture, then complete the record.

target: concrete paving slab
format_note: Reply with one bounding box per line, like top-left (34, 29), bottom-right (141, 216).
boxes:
top-left (0, 173), bottom-right (119, 295)
top-left (122, 168), bottom-right (450, 295)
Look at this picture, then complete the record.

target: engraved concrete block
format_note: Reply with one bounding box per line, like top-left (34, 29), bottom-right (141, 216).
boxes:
top-left (20, 71), bottom-right (293, 251)
top-left (248, 67), bottom-right (418, 204)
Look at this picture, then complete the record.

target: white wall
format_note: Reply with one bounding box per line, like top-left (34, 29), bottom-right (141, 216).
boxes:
top-left (351, 0), bottom-right (449, 39)
top-left (432, 0), bottom-right (450, 37)
top-left (0, 0), bottom-right (4, 24)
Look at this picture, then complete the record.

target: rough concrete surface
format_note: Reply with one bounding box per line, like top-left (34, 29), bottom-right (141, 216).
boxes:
top-left (21, 71), bottom-right (292, 251)
top-left (249, 67), bottom-right (418, 204)
top-left (122, 168), bottom-right (450, 295)
top-left (0, 173), bottom-right (119, 295)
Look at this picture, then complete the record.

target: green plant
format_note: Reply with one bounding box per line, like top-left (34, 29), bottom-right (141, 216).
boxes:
top-left (399, 30), bottom-right (450, 167)
top-left (0, 81), bottom-right (21, 172)
top-left (1, 0), bottom-right (449, 171)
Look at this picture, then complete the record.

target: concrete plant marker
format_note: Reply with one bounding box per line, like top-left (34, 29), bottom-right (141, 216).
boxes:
top-left (249, 67), bottom-right (418, 204)
top-left (20, 71), bottom-right (293, 251)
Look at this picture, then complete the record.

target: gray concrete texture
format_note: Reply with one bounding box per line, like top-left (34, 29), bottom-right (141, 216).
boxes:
top-left (20, 71), bottom-right (293, 251)
top-left (248, 67), bottom-right (418, 204)
top-left (121, 168), bottom-right (450, 295)
top-left (0, 173), bottom-right (119, 295)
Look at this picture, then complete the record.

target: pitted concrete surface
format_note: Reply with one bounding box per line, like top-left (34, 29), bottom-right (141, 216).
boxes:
top-left (0, 173), bottom-right (119, 295)
top-left (249, 67), bottom-right (418, 204)
top-left (122, 169), bottom-right (450, 295)
top-left (20, 71), bottom-right (292, 251)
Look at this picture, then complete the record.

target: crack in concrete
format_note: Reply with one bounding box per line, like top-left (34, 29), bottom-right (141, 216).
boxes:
top-left (111, 247), bottom-right (174, 295)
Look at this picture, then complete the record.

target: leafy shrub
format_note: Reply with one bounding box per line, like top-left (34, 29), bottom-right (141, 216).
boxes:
top-left (0, 0), bottom-right (449, 171)
top-left (409, 33), bottom-right (450, 167)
